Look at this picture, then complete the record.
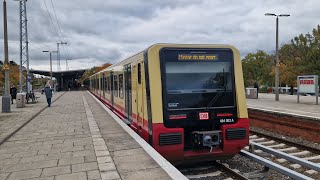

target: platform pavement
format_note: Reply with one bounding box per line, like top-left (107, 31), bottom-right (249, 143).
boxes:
top-left (0, 91), bottom-right (65, 145)
top-left (0, 91), bottom-right (185, 180)
top-left (247, 93), bottom-right (320, 120)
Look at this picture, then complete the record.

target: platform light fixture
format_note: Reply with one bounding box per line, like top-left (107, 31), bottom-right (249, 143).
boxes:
top-left (43, 50), bottom-right (58, 87)
top-left (265, 13), bottom-right (290, 101)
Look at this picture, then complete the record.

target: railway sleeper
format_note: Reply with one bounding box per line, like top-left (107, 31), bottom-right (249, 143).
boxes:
top-left (243, 166), bottom-right (270, 179)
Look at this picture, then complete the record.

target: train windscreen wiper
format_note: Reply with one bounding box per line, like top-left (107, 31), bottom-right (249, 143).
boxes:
top-left (205, 69), bottom-right (227, 110)
top-left (205, 86), bottom-right (227, 110)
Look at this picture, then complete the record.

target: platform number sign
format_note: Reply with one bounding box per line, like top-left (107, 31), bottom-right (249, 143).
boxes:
top-left (199, 112), bottom-right (209, 120)
top-left (297, 75), bottom-right (318, 105)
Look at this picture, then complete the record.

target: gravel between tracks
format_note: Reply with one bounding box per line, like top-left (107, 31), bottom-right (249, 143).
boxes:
top-left (178, 154), bottom-right (293, 180)
top-left (250, 126), bottom-right (320, 151)
top-left (221, 154), bottom-right (293, 180)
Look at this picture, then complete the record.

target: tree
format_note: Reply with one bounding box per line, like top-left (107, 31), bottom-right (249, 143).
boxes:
top-left (80, 63), bottom-right (112, 82)
top-left (242, 50), bottom-right (273, 87)
top-left (242, 25), bottom-right (320, 89)
top-left (278, 25), bottom-right (320, 86)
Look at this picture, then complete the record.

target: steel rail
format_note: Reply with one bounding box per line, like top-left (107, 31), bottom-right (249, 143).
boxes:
top-left (249, 141), bottom-right (320, 172)
top-left (250, 130), bottom-right (320, 154)
top-left (240, 150), bottom-right (313, 180)
top-left (215, 161), bottom-right (248, 180)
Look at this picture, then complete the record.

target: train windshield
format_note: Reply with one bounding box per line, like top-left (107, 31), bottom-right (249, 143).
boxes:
top-left (161, 49), bottom-right (235, 110)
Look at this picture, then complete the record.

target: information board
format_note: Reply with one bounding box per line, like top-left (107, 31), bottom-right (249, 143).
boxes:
top-left (297, 75), bottom-right (318, 105)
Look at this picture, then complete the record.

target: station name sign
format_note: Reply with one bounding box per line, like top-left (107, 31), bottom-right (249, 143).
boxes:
top-left (178, 54), bottom-right (218, 61)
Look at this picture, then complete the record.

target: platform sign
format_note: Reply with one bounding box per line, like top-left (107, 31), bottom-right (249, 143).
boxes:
top-left (297, 75), bottom-right (318, 105)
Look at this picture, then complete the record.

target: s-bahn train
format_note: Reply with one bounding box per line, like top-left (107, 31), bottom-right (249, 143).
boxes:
top-left (85, 44), bottom-right (249, 164)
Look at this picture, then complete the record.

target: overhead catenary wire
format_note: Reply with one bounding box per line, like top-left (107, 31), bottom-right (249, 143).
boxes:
top-left (49, 0), bottom-right (73, 64)
top-left (42, 0), bottom-right (62, 42)
top-left (50, 0), bottom-right (65, 42)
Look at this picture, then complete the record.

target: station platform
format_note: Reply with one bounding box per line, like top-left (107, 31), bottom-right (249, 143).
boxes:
top-left (246, 93), bottom-right (320, 120)
top-left (0, 91), bottom-right (186, 180)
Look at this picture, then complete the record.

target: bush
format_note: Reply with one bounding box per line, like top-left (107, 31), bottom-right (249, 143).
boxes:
top-left (259, 86), bottom-right (268, 93)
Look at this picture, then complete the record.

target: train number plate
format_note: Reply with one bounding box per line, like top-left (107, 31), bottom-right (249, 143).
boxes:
top-left (199, 112), bottom-right (209, 120)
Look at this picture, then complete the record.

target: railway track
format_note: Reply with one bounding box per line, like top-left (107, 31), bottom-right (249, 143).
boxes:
top-left (248, 109), bottom-right (320, 143)
top-left (179, 161), bottom-right (248, 180)
top-left (179, 131), bottom-right (320, 179)
top-left (242, 133), bottom-right (320, 179)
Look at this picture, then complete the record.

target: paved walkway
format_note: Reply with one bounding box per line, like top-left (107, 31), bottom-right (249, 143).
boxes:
top-left (0, 91), bottom-right (181, 180)
top-left (247, 93), bottom-right (320, 120)
top-left (0, 92), bottom-right (65, 144)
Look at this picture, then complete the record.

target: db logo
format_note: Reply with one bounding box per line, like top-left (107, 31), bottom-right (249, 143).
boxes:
top-left (199, 112), bottom-right (209, 120)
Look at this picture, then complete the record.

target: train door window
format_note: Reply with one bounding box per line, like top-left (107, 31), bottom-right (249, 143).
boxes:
top-left (107, 76), bottom-right (110, 94)
top-left (103, 74), bottom-right (106, 98)
top-left (105, 76), bottom-right (108, 94)
top-left (114, 75), bottom-right (118, 97)
top-left (138, 63), bottom-right (141, 84)
top-left (119, 74), bottom-right (124, 99)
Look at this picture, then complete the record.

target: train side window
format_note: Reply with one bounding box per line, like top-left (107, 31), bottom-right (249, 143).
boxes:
top-left (138, 63), bottom-right (141, 84)
top-left (114, 75), bottom-right (118, 97)
top-left (119, 74), bottom-right (124, 99)
top-left (107, 76), bottom-right (110, 94)
top-left (103, 75), bottom-right (108, 92)
top-left (105, 76), bottom-right (109, 94)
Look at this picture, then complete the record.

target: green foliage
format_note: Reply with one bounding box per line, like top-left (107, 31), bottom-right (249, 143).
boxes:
top-left (80, 63), bottom-right (112, 82)
top-left (242, 50), bottom-right (273, 87)
top-left (243, 25), bottom-right (320, 87)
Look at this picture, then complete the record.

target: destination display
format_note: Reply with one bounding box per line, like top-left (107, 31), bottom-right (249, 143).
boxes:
top-left (178, 54), bottom-right (218, 61)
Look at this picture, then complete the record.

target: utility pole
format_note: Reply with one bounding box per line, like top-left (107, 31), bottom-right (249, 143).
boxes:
top-left (2, 0), bottom-right (10, 112)
top-left (57, 42), bottom-right (67, 71)
top-left (17, 0), bottom-right (30, 94)
top-left (66, 58), bottom-right (71, 71)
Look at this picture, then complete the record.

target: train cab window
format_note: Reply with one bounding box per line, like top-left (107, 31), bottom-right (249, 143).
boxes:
top-left (138, 63), bottom-right (141, 84)
top-left (119, 74), bottom-right (124, 99)
top-left (114, 75), bottom-right (118, 97)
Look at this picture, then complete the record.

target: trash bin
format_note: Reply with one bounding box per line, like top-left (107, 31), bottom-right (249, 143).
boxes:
top-left (246, 88), bottom-right (258, 99)
top-left (16, 93), bottom-right (26, 108)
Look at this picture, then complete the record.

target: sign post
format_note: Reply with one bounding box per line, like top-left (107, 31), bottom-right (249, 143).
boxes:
top-left (297, 75), bottom-right (318, 105)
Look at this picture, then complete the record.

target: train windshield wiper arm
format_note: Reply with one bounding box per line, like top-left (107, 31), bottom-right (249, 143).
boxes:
top-left (205, 69), bottom-right (227, 110)
top-left (205, 87), bottom-right (227, 110)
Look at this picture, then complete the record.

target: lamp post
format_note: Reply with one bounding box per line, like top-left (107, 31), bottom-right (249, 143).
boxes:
top-left (2, 0), bottom-right (10, 112)
top-left (265, 13), bottom-right (290, 101)
top-left (43, 51), bottom-right (57, 87)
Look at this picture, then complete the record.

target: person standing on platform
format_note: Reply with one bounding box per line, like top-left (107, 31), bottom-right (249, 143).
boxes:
top-left (44, 83), bottom-right (53, 107)
top-left (254, 81), bottom-right (259, 98)
top-left (10, 84), bottom-right (17, 104)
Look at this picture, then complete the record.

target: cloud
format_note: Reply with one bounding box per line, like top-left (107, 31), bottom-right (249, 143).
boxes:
top-left (0, 0), bottom-right (319, 71)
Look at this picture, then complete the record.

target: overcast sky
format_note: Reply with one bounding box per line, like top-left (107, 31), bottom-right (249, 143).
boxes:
top-left (0, 0), bottom-right (319, 71)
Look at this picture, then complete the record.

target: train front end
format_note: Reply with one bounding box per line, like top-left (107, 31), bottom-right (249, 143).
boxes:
top-left (147, 44), bottom-right (249, 164)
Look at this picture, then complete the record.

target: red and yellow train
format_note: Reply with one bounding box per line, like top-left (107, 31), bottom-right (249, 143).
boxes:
top-left (85, 44), bottom-right (249, 164)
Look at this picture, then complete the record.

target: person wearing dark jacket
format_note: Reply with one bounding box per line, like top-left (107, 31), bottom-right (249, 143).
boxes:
top-left (254, 81), bottom-right (259, 98)
top-left (10, 84), bottom-right (17, 104)
top-left (44, 83), bottom-right (53, 107)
